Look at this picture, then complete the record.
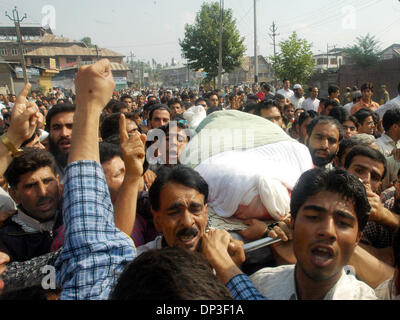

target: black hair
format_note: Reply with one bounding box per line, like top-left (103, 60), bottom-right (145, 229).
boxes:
top-left (255, 99), bottom-right (281, 117)
top-left (298, 110), bottom-right (318, 127)
top-left (111, 102), bottom-right (129, 113)
top-left (336, 138), bottom-right (359, 165)
top-left (382, 109), bottom-right (400, 132)
top-left (45, 103), bottom-right (75, 131)
top-left (328, 85), bottom-right (340, 95)
top-left (149, 165), bottom-right (208, 211)
top-left (306, 116), bottom-right (344, 142)
top-left (120, 94), bottom-right (133, 102)
top-left (149, 104), bottom-right (171, 121)
top-left (244, 103), bottom-right (259, 114)
top-left (167, 98), bottom-right (182, 108)
top-left (328, 107), bottom-right (349, 124)
top-left (324, 99), bottom-right (340, 109)
top-left (4, 148), bottom-right (57, 189)
top-left (344, 145), bottom-right (387, 180)
top-left (100, 112), bottom-right (141, 140)
top-left (353, 108), bottom-right (374, 126)
top-left (290, 168), bottom-right (371, 232)
top-left (109, 247), bottom-right (232, 300)
top-left (99, 142), bottom-right (122, 164)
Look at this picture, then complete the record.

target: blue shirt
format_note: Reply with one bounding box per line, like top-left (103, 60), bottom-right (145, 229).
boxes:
top-left (55, 161), bottom-right (136, 300)
top-left (226, 274), bottom-right (267, 300)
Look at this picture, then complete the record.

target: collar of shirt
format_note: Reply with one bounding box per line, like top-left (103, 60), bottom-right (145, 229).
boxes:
top-left (12, 208), bottom-right (56, 233)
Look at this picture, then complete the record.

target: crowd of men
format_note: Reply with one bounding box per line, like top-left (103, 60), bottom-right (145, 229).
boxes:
top-left (0, 58), bottom-right (399, 301)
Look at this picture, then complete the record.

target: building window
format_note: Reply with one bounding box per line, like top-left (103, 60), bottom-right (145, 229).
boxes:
top-left (0, 48), bottom-right (7, 56)
top-left (31, 58), bottom-right (42, 65)
top-left (66, 57), bottom-right (77, 63)
top-left (11, 47), bottom-right (18, 56)
top-left (330, 58), bottom-right (337, 65)
top-left (23, 48), bottom-right (29, 54)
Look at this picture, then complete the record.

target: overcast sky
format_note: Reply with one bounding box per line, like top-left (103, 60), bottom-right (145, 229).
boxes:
top-left (1, 0), bottom-right (399, 65)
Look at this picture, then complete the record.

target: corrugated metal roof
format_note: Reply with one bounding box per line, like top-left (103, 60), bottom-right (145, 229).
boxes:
top-left (25, 44), bottom-right (124, 57)
top-left (110, 62), bottom-right (130, 71)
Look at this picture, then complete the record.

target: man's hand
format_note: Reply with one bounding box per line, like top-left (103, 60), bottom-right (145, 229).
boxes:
top-left (143, 169), bottom-right (157, 189)
top-left (0, 210), bottom-right (15, 226)
top-left (366, 184), bottom-right (400, 231)
top-left (74, 58), bottom-right (115, 112)
top-left (7, 83), bottom-right (42, 147)
top-left (238, 216), bottom-right (293, 242)
top-left (201, 229), bottom-right (244, 284)
top-left (119, 114), bottom-right (146, 179)
top-left (0, 252), bottom-right (10, 294)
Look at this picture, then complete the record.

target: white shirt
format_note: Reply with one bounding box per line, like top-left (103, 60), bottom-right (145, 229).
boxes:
top-left (376, 133), bottom-right (400, 157)
top-left (343, 102), bottom-right (354, 114)
top-left (375, 278), bottom-right (400, 300)
top-left (277, 88), bottom-right (294, 99)
top-left (376, 95), bottom-right (400, 119)
top-left (290, 96), bottom-right (305, 110)
top-left (250, 264), bottom-right (377, 300)
top-left (301, 97), bottom-right (320, 112)
top-left (136, 235), bottom-right (163, 256)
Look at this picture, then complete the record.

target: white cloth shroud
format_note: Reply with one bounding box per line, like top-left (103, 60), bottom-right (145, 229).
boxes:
top-left (194, 140), bottom-right (313, 220)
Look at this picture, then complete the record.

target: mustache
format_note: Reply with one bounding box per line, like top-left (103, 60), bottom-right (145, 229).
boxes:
top-left (176, 227), bottom-right (198, 238)
top-left (57, 137), bottom-right (71, 145)
top-left (36, 196), bottom-right (54, 206)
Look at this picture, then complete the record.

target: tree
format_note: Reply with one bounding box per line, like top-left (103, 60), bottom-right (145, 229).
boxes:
top-left (270, 32), bottom-right (315, 85)
top-left (179, 1), bottom-right (246, 87)
top-left (80, 36), bottom-right (95, 48)
top-left (343, 34), bottom-right (381, 68)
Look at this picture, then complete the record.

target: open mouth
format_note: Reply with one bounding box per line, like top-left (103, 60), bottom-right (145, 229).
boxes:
top-left (37, 199), bottom-right (54, 211)
top-left (310, 246), bottom-right (335, 267)
top-left (58, 139), bottom-right (71, 149)
top-left (176, 229), bottom-right (199, 247)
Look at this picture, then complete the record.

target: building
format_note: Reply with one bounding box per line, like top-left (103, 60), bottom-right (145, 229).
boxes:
top-left (380, 44), bottom-right (400, 60)
top-left (312, 48), bottom-right (346, 71)
top-left (159, 63), bottom-right (203, 88)
top-left (226, 55), bottom-right (274, 86)
top-left (0, 24), bottom-right (127, 93)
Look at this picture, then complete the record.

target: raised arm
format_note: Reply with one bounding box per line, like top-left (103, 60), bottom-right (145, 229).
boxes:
top-left (113, 114), bottom-right (146, 236)
top-left (56, 59), bottom-right (136, 300)
top-left (0, 83), bottom-right (42, 175)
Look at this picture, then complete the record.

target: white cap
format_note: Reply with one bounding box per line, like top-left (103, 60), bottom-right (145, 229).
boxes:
top-left (293, 84), bottom-right (302, 90)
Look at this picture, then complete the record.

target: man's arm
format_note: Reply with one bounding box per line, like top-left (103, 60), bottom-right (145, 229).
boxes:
top-left (0, 83), bottom-right (41, 175)
top-left (348, 245), bottom-right (394, 289)
top-left (201, 229), bottom-right (266, 300)
top-left (113, 114), bottom-right (146, 236)
top-left (367, 188), bottom-right (400, 232)
top-left (56, 59), bottom-right (136, 300)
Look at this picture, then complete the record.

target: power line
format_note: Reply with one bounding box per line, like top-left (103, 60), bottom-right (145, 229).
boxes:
top-left (5, 6), bottom-right (28, 84)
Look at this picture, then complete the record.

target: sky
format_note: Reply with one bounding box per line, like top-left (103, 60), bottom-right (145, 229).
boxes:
top-left (0, 0), bottom-right (399, 65)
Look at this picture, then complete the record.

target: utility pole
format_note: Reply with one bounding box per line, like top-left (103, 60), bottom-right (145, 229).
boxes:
top-left (254, 0), bottom-right (258, 84)
top-left (269, 21), bottom-right (279, 86)
top-left (217, 0), bottom-right (224, 90)
top-left (5, 6), bottom-right (28, 84)
top-left (129, 51), bottom-right (135, 86)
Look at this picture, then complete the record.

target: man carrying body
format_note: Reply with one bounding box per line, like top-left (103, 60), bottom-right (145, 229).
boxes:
top-left (201, 168), bottom-right (377, 300)
top-left (305, 116), bottom-right (343, 169)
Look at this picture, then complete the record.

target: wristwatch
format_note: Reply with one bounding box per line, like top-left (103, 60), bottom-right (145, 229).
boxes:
top-left (0, 134), bottom-right (24, 158)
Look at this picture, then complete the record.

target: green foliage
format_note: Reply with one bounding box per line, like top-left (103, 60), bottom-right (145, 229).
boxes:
top-left (80, 37), bottom-right (95, 48)
top-left (270, 32), bottom-right (315, 85)
top-left (179, 1), bottom-right (246, 84)
top-left (343, 34), bottom-right (381, 68)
